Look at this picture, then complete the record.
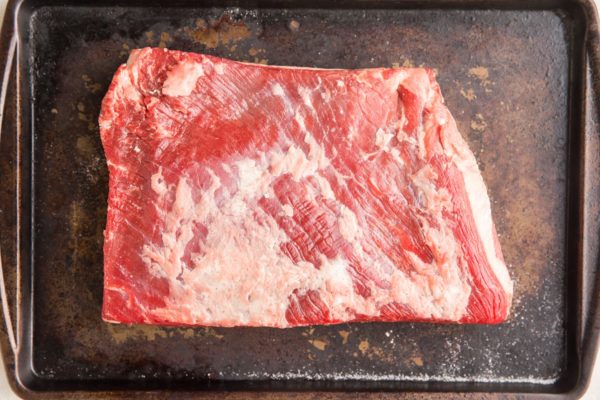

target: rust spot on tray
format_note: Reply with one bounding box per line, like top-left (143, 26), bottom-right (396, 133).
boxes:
top-left (185, 18), bottom-right (251, 49)
top-left (469, 66), bottom-right (489, 83)
top-left (142, 31), bottom-right (173, 49)
top-left (470, 113), bottom-right (487, 132)
top-left (106, 324), bottom-right (169, 344)
top-left (67, 198), bottom-right (103, 269)
top-left (76, 136), bottom-right (95, 157)
top-left (338, 330), bottom-right (350, 344)
top-left (119, 43), bottom-right (130, 58)
top-left (468, 66), bottom-right (493, 93)
top-left (460, 88), bottom-right (477, 101)
top-left (104, 325), bottom-right (224, 345)
top-left (158, 32), bottom-right (172, 49)
top-left (68, 201), bottom-right (84, 267)
top-left (247, 47), bottom-right (268, 63)
top-left (145, 31), bottom-right (154, 45)
top-left (287, 19), bottom-right (300, 32)
top-left (370, 345), bottom-right (393, 362)
top-left (351, 336), bottom-right (396, 362)
top-left (392, 59), bottom-right (416, 68)
top-left (81, 74), bottom-right (102, 94)
top-left (411, 356), bottom-right (424, 367)
top-left (358, 339), bottom-right (369, 355)
top-left (202, 327), bottom-right (225, 339)
top-left (301, 327), bottom-right (315, 337)
top-left (309, 339), bottom-right (328, 351)
top-left (180, 328), bottom-right (195, 339)
top-left (75, 102), bottom-right (97, 132)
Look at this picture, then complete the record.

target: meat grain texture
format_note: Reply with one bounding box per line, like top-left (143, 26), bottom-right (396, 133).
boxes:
top-left (99, 47), bottom-right (513, 327)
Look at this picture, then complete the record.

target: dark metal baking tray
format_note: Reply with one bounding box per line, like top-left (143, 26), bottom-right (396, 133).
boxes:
top-left (0, 0), bottom-right (599, 398)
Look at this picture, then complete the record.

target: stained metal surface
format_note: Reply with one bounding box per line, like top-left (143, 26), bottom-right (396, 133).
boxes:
top-left (0, 0), bottom-right (597, 398)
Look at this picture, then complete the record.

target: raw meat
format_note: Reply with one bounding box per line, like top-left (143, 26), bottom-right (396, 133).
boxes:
top-left (99, 47), bottom-right (513, 327)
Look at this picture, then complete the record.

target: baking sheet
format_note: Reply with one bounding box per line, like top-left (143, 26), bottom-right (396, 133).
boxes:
top-left (0, 0), bottom-right (598, 397)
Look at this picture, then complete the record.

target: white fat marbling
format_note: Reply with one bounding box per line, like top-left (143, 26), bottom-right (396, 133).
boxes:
top-left (162, 61), bottom-right (205, 97)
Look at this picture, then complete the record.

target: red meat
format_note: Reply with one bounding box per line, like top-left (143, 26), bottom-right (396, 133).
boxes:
top-left (99, 48), bottom-right (513, 327)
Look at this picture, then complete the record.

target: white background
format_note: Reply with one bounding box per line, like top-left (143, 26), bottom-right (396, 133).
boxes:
top-left (0, 0), bottom-right (598, 398)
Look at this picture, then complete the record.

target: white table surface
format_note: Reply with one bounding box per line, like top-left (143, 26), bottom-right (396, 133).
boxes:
top-left (0, 0), bottom-right (598, 398)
